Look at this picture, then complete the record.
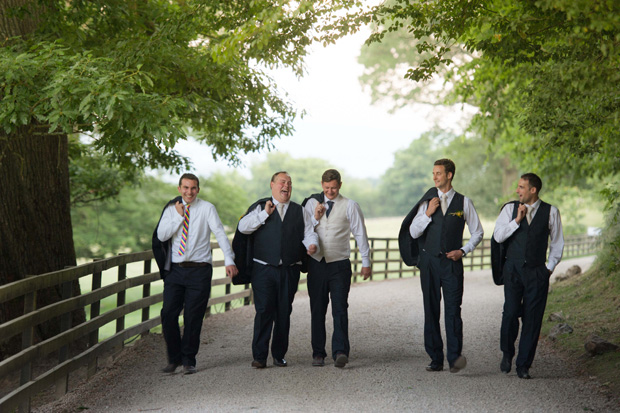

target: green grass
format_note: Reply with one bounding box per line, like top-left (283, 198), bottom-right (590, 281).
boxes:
top-left (542, 263), bottom-right (620, 397)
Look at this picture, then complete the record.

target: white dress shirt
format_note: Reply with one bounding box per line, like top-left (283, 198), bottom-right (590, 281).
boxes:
top-left (157, 198), bottom-right (235, 266)
top-left (409, 188), bottom-right (484, 255)
top-left (493, 199), bottom-right (564, 272)
top-left (304, 196), bottom-right (372, 268)
top-left (238, 199), bottom-right (319, 263)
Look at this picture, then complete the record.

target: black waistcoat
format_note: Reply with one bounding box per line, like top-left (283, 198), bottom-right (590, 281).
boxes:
top-left (418, 191), bottom-right (466, 256)
top-left (253, 201), bottom-right (306, 266)
top-left (505, 200), bottom-right (551, 267)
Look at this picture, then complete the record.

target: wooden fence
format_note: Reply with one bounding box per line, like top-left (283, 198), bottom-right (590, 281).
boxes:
top-left (0, 234), bottom-right (599, 412)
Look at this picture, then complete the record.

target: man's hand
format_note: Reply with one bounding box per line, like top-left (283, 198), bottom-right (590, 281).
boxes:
top-left (426, 197), bottom-right (440, 217)
top-left (446, 249), bottom-right (464, 261)
top-left (264, 200), bottom-right (275, 215)
top-left (307, 244), bottom-right (318, 255)
top-left (361, 267), bottom-right (372, 280)
top-left (175, 201), bottom-right (184, 216)
top-left (314, 203), bottom-right (326, 221)
top-left (515, 203), bottom-right (527, 224)
top-left (226, 265), bottom-right (239, 278)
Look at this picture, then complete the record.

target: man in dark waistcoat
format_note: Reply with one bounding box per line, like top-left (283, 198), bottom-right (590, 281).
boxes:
top-left (493, 173), bottom-right (564, 379)
top-left (405, 159), bottom-right (484, 373)
top-left (237, 171), bottom-right (318, 368)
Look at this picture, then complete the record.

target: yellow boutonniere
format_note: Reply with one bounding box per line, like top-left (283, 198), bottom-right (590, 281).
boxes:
top-left (449, 211), bottom-right (464, 218)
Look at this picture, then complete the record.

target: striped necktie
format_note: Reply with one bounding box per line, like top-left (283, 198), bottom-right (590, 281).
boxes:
top-left (178, 204), bottom-right (190, 256)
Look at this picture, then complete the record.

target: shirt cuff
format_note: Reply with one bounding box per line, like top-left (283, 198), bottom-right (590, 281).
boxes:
top-left (258, 210), bottom-right (269, 223)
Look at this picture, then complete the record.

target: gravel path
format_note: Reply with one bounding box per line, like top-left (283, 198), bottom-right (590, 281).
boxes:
top-left (38, 257), bottom-right (620, 412)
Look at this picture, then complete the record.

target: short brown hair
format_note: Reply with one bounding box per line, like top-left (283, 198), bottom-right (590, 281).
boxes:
top-left (434, 158), bottom-right (456, 178)
top-left (321, 169), bottom-right (341, 184)
top-left (521, 173), bottom-right (542, 194)
top-left (179, 173), bottom-right (199, 188)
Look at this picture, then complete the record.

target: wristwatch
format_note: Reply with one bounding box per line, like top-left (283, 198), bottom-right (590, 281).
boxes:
top-left (460, 248), bottom-right (466, 257)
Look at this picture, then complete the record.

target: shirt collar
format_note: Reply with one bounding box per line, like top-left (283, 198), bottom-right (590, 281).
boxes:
top-left (525, 199), bottom-right (541, 209)
top-left (437, 188), bottom-right (455, 198)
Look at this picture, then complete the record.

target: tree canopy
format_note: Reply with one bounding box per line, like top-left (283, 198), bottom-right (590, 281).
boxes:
top-left (363, 0), bottom-right (620, 188)
top-left (1, 0), bottom-right (353, 172)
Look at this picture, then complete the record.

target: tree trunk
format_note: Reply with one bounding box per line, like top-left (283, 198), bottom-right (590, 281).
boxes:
top-left (0, 126), bottom-right (86, 358)
top-left (1, 1), bottom-right (86, 359)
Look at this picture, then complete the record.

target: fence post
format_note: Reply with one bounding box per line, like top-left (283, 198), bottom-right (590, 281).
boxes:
top-left (55, 277), bottom-right (73, 398)
top-left (384, 239), bottom-right (389, 280)
top-left (87, 259), bottom-right (103, 380)
top-left (141, 259), bottom-right (152, 337)
top-left (116, 262), bottom-right (127, 334)
top-left (18, 278), bottom-right (36, 413)
top-left (369, 239), bottom-right (375, 281)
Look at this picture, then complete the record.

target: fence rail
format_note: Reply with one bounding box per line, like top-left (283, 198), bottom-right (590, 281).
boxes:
top-left (0, 234), bottom-right (599, 412)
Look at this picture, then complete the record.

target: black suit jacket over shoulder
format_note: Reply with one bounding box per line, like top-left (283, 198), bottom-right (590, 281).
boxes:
top-left (398, 187), bottom-right (438, 267)
top-left (152, 196), bottom-right (183, 279)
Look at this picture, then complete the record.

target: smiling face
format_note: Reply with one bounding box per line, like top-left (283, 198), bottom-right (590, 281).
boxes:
top-left (322, 179), bottom-right (341, 200)
top-left (271, 173), bottom-right (292, 203)
top-left (178, 178), bottom-right (200, 204)
top-left (516, 178), bottom-right (538, 205)
top-left (432, 165), bottom-right (453, 192)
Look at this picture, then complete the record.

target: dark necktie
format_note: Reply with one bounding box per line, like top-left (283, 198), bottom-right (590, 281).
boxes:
top-left (325, 200), bottom-right (334, 218)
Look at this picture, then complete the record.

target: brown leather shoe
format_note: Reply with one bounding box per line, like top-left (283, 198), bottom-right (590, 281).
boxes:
top-left (251, 359), bottom-right (267, 369)
top-left (312, 356), bottom-right (325, 367)
top-left (450, 355), bottom-right (467, 373)
top-left (161, 363), bottom-right (181, 373)
top-left (334, 353), bottom-right (348, 368)
top-left (183, 365), bottom-right (197, 375)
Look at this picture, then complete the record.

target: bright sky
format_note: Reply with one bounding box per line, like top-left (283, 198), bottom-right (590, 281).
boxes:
top-left (175, 29), bottom-right (465, 181)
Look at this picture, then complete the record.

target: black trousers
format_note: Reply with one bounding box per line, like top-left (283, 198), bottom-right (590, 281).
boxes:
top-left (251, 263), bottom-right (300, 361)
top-left (500, 259), bottom-right (550, 370)
top-left (160, 263), bottom-right (213, 367)
top-left (418, 251), bottom-right (464, 367)
top-left (307, 258), bottom-right (352, 359)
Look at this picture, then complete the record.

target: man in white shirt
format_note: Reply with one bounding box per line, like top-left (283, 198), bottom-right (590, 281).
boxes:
top-left (237, 171), bottom-right (318, 368)
top-left (303, 169), bottom-right (372, 368)
top-left (407, 159), bottom-right (484, 373)
top-left (154, 173), bottom-right (238, 375)
top-left (493, 173), bottom-right (564, 379)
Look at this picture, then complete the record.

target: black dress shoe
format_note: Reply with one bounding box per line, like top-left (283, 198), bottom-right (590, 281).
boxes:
top-left (425, 362), bottom-right (444, 372)
top-left (500, 355), bottom-right (512, 374)
top-left (183, 365), bottom-right (197, 375)
top-left (161, 362), bottom-right (181, 373)
top-left (273, 358), bottom-right (287, 367)
top-left (251, 359), bottom-right (267, 369)
top-left (516, 367), bottom-right (532, 379)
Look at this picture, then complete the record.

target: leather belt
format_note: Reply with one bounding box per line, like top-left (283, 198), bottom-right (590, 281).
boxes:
top-left (174, 262), bottom-right (209, 268)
